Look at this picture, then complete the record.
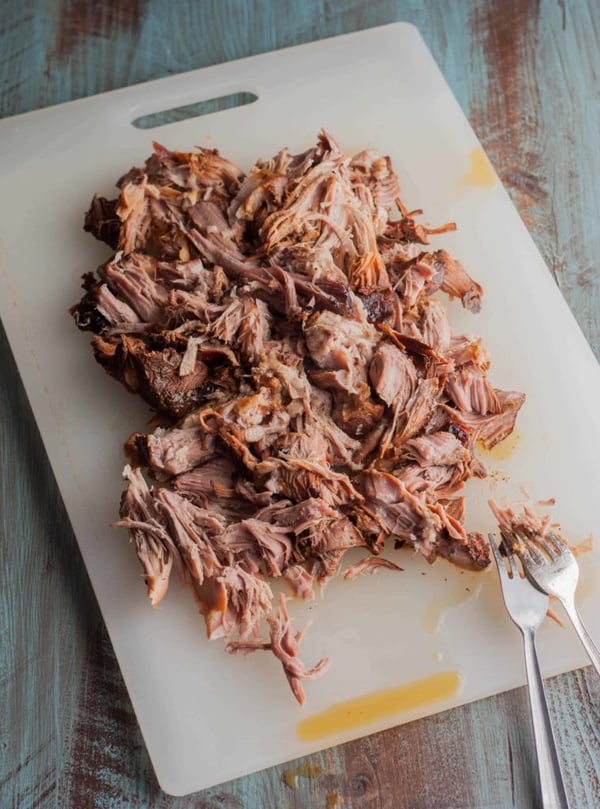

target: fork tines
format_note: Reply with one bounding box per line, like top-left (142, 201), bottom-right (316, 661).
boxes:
top-left (488, 532), bottom-right (532, 586)
top-left (488, 532), bottom-right (514, 573)
top-left (545, 531), bottom-right (570, 554)
top-left (504, 527), bottom-right (571, 565)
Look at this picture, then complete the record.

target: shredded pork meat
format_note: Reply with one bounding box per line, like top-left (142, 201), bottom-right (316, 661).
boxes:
top-left (72, 132), bottom-right (526, 703)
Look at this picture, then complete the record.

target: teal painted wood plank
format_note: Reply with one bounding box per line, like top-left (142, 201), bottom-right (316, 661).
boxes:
top-left (466, 0), bottom-right (600, 361)
top-left (1, 1), bottom-right (599, 807)
top-left (0, 321), bottom-right (103, 809)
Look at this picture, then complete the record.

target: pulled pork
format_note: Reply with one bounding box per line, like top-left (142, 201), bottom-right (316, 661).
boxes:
top-left (72, 132), bottom-right (525, 703)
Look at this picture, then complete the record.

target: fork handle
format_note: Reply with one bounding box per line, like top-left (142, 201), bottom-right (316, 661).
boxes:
top-left (558, 596), bottom-right (600, 678)
top-left (522, 628), bottom-right (571, 809)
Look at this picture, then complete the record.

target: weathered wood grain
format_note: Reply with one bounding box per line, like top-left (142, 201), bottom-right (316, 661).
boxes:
top-left (467, 0), bottom-right (600, 360)
top-left (1, 0), bottom-right (599, 807)
top-left (0, 322), bottom-right (103, 809)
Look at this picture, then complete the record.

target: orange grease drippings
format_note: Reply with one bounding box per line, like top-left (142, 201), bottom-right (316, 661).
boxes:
top-left (297, 671), bottom-right (462, 742)
top-left (461, 148), bottom-right (497, 188)
top-left (281, 762), bottom-right (323, 789)
top-left (479, 430), bottom-right (521, 462)
top-left (326, 790), bottom-right (342, 808)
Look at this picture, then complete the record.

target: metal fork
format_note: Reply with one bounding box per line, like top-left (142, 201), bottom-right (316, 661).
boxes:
top-left (507, 529), bottom-right (600, 678)
top-left (488, 533), bottom-right (571, 809)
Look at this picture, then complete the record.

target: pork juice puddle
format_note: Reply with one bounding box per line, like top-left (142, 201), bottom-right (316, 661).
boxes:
top-left (296, 671), bottom-right (462, 742)
top-left (421, 576), bottom-right (482, 634)
top-left (479, 430), bottom-right (521, 463)
top-left (460, 147), bottom-right (497, 188)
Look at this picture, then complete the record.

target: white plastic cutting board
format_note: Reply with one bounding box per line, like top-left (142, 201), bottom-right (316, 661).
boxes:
top-left (2, 23), bottom-right (600, 796)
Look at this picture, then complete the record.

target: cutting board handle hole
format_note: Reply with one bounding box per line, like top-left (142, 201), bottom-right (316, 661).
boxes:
top-left (131, 91), bottom-right (258, 129)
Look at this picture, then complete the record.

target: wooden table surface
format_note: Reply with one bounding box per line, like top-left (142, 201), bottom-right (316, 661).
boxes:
top-left (1, 1), bottom-right (599, 807)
